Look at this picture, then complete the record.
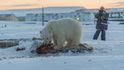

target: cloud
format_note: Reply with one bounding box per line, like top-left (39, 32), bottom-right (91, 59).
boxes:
top-left (112, 1), bottom-right (124, 6)
top-left (9, 4), bottom-right (39, 7)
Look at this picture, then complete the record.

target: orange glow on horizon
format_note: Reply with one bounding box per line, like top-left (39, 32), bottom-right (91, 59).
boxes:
top-left (0, 0), bottom-right (123, 10)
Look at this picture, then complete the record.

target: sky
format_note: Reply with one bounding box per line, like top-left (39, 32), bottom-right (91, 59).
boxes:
top-left (0, 0), bottom-right (124, 10)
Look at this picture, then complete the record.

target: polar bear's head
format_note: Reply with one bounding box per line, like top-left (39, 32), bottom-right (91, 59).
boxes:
top-left (40, 25), bottom-right (53, 44)
top-left (40, 31), bottom-right (52, 44)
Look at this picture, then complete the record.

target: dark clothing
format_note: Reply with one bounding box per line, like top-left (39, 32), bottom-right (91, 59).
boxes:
top-left (93, 10), bottom-right (109, 40)
top-left (95, 10), bottom-right (109, 30)
top-left (93, 30), bottom-right (105, 40)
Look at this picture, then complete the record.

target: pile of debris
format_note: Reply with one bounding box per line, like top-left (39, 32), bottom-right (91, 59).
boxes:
top-left (35, 43), bottom-right (94, 54)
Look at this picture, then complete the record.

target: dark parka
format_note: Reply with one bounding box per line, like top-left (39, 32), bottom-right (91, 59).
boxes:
top-left (95, 10), bottom-right (109, 30)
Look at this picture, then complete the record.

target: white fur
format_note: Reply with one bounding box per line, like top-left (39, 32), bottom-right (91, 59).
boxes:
top-left (40, 18), bottom-right (82, 49)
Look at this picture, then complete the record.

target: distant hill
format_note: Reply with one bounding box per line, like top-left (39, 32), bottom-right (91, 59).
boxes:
top-left (0, 6), bottom-right (86, 17)
top-left (107, 8), bottom-right (124, 12)
top-left (0, 7), bottom-right (123, 17)
top-left (89, 8), bottom-right (124, 13)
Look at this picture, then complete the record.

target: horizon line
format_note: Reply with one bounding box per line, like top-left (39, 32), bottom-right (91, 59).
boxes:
top-left (0, 6), bottom-right (124, 11)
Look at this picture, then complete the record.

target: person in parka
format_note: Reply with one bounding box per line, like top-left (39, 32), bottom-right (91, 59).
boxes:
top-left (93, 6), bottom-right (109, 41)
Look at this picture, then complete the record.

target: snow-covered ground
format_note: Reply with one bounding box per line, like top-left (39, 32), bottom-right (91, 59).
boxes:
top-left (0, 21), bottom-right (124, 70)
top-left (0, 21), bottom-right (42, 39)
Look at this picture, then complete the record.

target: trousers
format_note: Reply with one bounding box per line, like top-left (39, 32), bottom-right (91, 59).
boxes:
top-left (93, 30), bottom-right (106, 40)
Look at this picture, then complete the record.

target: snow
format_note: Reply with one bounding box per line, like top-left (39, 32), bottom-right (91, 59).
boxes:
top-left (0, 21), bottom-right (42, 39)
top-left (0, 56), bottom-right (124, 70)
top-left (0, 20), bottom-right (124, 70)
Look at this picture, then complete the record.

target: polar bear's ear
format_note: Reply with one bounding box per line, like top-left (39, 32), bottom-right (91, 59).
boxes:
top-left (39, 30), bottom-right (46, 38)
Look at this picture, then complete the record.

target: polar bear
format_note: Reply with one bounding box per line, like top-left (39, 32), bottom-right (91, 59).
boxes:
top-left (40, 18), bottom-right (82, 49)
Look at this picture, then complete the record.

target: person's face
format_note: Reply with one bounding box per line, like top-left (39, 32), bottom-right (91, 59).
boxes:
top-left (100, 7), bottom-right (105, 11)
